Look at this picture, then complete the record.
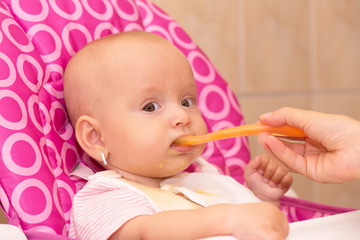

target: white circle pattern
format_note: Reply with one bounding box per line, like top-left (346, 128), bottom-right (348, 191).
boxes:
top-left (39, 102), bottom-right (52, 135)
top-left (11, 178), bottom-right (52, 223)
top-left (187, 50), bottom-right (215, 83)
top-left (61, 142), bottom-right (80, 175)
top-left (123, 22), bottom-right (143, 32)
top-left (0, 52), bottom-right (16, 87)
top-left (17, 54), bottom-right (43, 92)
top-left (168, 22), bottom-right (196, 50)
top-left (111, 0), bottom-right (139, 21)
top-left (48, 0), bottom-right (82, 20)
top-left (2, 18), bottom-right (34, 52)
top-left (56, 180), bottom-right (75, 219)
top-left (94, 22), bottom-right (119, 40)
top-left (0, 2), bottom-right (12, 17)
top-left (2, 133), bottom-right (42, 176)
top-left (28, 94), bottom-right (44, 134)
top-left (61, 22), bottom-right (92, 56)
top-left (28, 24), bottom-right (62, 63)
top-left (199, 85), bottom-right (230, 120)
top-left (82, 0), bottom-right (113, 20)
top-left (136, 0), bottom-right (154, 26)
top-left (12, 0), bottom-right (49, 22)
top-left (0, 90), bottom-right (27, 130)
top-left (145, 25), bottom-right (173, 43)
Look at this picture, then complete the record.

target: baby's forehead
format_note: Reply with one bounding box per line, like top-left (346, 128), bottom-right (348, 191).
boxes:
top-left (71, 32), bottom-right (191, 88)
top-left (77, 35), bottom-right (161, 70)
top-left (89, 32), bottom-right (168, 53)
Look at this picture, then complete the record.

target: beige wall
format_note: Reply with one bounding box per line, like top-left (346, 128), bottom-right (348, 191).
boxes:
top-left (154, 0), bottom-right (360, 209)
top-left (0, 210), bottom-right (6, 224)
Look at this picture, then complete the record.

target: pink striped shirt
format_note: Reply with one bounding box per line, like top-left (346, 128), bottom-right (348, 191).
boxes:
top-left (68, 158), bottom-right (259, 239)
top-left (69, 171), bottom-right (157, 240)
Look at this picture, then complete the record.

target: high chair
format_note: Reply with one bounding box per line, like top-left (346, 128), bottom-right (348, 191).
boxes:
top-left (0, 0), bottom-right (354, 239)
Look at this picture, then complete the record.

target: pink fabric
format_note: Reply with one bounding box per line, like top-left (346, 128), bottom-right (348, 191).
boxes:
top-left (0, 0), bottom-right (354, 238)
top-left (24, 230), bottom-right (75, 240)
top-left (69, 172), bottom-right (156, 240)
top-left (281, 196), bottom-right (355, 223)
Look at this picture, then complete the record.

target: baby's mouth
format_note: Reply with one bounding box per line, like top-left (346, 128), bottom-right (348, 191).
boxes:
top-left (169, 139), bottom-right (193, 155)
top-left (170, 143), bottom-right (192, 152)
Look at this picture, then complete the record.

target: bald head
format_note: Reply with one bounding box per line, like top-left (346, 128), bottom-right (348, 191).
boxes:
top-left (63, 31), bottom-right (190, 127)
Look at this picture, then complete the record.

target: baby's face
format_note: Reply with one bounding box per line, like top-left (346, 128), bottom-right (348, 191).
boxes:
top-left (97, 37), bottom-right (208, 179)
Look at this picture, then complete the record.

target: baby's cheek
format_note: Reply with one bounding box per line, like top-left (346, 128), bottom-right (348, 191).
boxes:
top-left (194, 145), bottom-right (206, 159)
top-left (199, 118), bottom-right (209, 135)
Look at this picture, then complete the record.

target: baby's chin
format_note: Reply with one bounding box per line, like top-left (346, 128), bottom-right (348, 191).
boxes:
top-left (157, 156), bottom-right (197, 177)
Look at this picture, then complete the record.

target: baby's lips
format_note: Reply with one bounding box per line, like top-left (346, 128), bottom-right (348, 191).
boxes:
top-left (170, 143), bottom-right (192, 153)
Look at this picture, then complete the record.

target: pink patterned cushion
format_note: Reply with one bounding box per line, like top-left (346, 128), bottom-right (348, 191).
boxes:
top-left (0, 0), bottom-right (250, 236)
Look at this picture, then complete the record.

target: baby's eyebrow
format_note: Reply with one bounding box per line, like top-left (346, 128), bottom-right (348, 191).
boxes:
top-left (134, 85), bottom-right (159, 96)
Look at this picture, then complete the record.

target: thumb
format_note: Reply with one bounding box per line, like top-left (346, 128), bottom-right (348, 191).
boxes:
top-left (258, 133), bottom-right (308, 176)
top-left (259, 107), bottom-right (309, 130)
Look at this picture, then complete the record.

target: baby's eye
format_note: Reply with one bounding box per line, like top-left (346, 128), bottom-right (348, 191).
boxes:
top-left (143, 102), bottom-right (160, 112)
top-left (181, 98), bottom-right (194, 108)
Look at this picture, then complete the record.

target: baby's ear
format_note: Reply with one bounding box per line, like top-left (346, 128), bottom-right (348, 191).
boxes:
top-left (75, 115), bottom-right (106, 163)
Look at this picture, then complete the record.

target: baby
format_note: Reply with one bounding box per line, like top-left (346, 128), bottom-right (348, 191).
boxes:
top-left (64, 31), bottom-right (292, 240)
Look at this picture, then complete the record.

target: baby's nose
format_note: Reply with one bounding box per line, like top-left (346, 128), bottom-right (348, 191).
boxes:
top-left (172, 107), bottom-right (191, 127)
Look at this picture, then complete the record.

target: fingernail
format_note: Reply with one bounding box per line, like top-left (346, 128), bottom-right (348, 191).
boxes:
top-left (258, 169), bottom-right (264, 175)
top-left (260, 112), bottom-right (272, 120)
top-left (258, 135), bottom-right (266, 144)
top-left (269, 181), bottom-right (276, 187)
top-left (263, 177), bottom-right (269, 183)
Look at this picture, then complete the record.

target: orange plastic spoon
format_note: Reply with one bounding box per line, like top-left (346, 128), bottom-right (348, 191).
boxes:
top-left (174, 122), bottom-right (306, 145)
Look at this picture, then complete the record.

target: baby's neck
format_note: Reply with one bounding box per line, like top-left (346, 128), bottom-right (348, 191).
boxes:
top-left (114, 168), bottom-right (164, 188)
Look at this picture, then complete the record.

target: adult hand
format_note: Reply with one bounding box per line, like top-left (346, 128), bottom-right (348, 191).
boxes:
top-left (258, 107), bottom-right (360, 183)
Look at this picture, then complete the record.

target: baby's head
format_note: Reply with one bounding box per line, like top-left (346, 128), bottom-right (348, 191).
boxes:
top-left (64, 31), bottom-right (208, 181)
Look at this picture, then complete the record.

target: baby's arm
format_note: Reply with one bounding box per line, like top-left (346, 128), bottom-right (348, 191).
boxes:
top-left (110, 202), bottom-right (288, 240)
top-left (244, 155), bottom-right (293, 206)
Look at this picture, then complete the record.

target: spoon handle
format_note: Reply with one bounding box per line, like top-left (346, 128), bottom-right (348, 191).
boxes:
top-left (174, 122), bottom-right (306, 145)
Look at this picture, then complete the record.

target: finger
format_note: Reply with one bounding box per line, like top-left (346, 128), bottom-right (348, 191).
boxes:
top-left (250, 155), bottom-right (262, 169)
top-left (257, 155), bottom-right (269, 175)
top-left (278, 173), bottom-right (293, 189)
top-left (268, 166), bottom-right (287, 186)
top-left (259, 132), bottom-right (306, 153)
top-left (276, 136), bottom-right (305, 142)
top-left (244, 156), bottom-right (262, 177)
top-left (258, 133), bottom-right (293, 171)
top-left (259, 107), bottom-right (307, 126)
top-left (259, 107), bottom-right (319, 140)
top-left (263, 159), bottom-right (278, 182)
top-left (278, 137), bottom-right (307, 156)
top-left (261, 133), bottom-right (309, 177)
